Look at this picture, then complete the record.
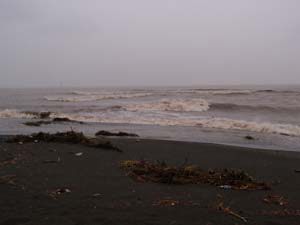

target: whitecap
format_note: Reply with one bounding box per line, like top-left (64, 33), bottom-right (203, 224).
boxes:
top-left (53, 113), bottom-right (300, 136)
top-left (0, 109), bottom-right (36, 119)
top-left (44, 92), bottom-right (153, 102)
top-left (125, 98), bottom-right (210, 112)
top-left (192, 89), bottom-right (254, 95)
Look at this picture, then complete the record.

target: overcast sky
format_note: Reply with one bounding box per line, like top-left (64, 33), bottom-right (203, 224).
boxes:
top-left (0, 0), bottom-right (300, 87)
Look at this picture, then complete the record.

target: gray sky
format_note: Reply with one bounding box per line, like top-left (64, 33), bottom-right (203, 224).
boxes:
top-left (1, 0), bottom-right (300, 87)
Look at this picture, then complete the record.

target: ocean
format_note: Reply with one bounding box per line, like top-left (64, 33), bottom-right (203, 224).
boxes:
top-left (0, 85), bottom-right (300, 151)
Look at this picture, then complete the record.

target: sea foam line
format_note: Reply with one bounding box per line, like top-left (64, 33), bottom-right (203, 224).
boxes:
top-left (0, 109), bottom-right (37, 119)
top-left (1, 109), bottom-right (300, 136)
top-left (44, 92), bottom-right (153, 102)
top-left (124, 98), bottom-right (210, 112)
top-left (59, 113), bottom-right (300, 136)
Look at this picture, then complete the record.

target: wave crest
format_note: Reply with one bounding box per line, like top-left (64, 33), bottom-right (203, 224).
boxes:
top-left (196, 118), bottom-right (300, 136)
top-left (188, 89), bottom-right (300, 95)
top-left (125, 98), bottom-right (210, 112)
top-left (210, 103), bottom-right (300, 113)
top-left (183, 89), bottom-right (254, 95)
top-left (1, 108), bottom-right (300, 136)
top-left (0, 109), bottom-right (38, 119)
top-left (38, 113), bottom-right (300, 136)
top-left (45, 92), bottom-right (152, 102)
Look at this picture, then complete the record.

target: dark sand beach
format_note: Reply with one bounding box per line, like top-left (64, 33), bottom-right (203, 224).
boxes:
top-left (0, 136), bottom-right (300, 225)
top-left (1, 0), bottom-right (300, 224)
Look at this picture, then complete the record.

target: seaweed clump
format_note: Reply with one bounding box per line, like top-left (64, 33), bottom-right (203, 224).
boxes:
top-left (0, 175), bottom-right (17, 186)
top-left (95, 130), bottom-right (139, 137)
top-left (23, 121), bottom-right (52, 127)
top-left (23, 117), bottom-right (83, 127)
top-left (245, 135), bottom-right (255, 140)
top-left (7, 131), bottom-right (121, 152)
top-left (263, 194), bottom-right (288, 206)
top-left (120, 160), bottom-right (270, 190)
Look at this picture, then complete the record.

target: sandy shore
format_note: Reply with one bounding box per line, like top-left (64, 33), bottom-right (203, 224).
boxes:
top-left (0, 136), bottom-right (300, 225)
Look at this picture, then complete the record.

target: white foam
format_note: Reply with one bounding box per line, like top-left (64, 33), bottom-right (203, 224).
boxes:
top-left (187, 89), bottom-right (254, 95)
top-left (44, 96), bottom-right (93, 102)
top-left (70, 91), bottom-right (100, 95)
top-left (196, 118), bottom-right (300, 136)
top-left (0, 109), bottom-right (36, 119)
top-left (45, 92), bottom-right (153, 102)
top-left (2, 108), bottom-right (300, 136)
top-left (125, 98), bottom-right (210, 112)
top-left (55, 114), bottom-right (300, 136)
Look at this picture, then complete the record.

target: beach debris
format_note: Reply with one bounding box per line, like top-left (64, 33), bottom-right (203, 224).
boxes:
top-left (48, 188), bottom-right (71, 199)
top-left (52, 117), bottom-right (72, 122)
top-left (0, 157), bottom-right (18, 168)
top-left (74, 152), bottom-right (83, 156)
top-left (244, 135), bottom-right (255, 140)
top-left (23, 121), bottom-right (52, 127)
top-left (0, 175), bottom-right (17, 185)
top-left (216, 200), bottom-right (248, 223)
top-left (52, 117), bottom-right (84, 124)
top-left (263, 194), bottom-right (288, 206)
top-left (23, 117), bottom-right (83, 127)
top-left (92, 193), bottom-right (102, 198)
top-left (280, 133), bottom-right (291, 136)
top-left (39, 112), bottom-right (52, 119)
top-left (152, 198), bottom-right (197, 207)
top-left (153, 199), bottom-right (179, 207)
top-left (219, 185), bottom-right (232, 190)
top-left (120, 160), bottom-right (270, 190)
top-left (95, 130), bottom-right (139, 137)
top-left (7, 131), bottom-right (121, 152)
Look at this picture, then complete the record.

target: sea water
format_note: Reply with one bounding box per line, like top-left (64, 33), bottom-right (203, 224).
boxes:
top-left (0, 85), bottom-right (300, 151)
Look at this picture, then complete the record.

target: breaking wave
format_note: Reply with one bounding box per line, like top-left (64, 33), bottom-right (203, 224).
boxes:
top-left (187, 89), bottom-right (300, 96)
top-left (44, 92), bottom-right (153, 102)
top-left (0, 109), bottom-right (37, 119)
top-left (1, 108), bottom-right (300, 136)
top-left (0, 109), bottom-right (56, 119)
top-left (191, 89), bottom-right (254, 95)
top-left (64, 115), bottom-right (300, 136)
top-left (255, 90), bottom-right (300, 94)
top-left (37, 113), bottom-right (300, 136)
top-left (210, 103), bottom-right (300, 113)
top-left (195, 118), bottom-right (300, 136)
top-left (70, 91), bottom-right (101, 95)
top-left (124, 98), bottom-right (210, 112)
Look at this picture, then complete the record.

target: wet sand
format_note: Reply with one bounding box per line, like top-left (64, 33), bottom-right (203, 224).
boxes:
top-left (0, 137), bottom-right (300, 225)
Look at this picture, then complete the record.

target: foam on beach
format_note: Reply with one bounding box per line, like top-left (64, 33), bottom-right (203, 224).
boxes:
top-left (2, 108), bottom-right (299, 137)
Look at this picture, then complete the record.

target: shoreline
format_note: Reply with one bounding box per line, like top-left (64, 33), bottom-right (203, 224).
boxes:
top-left (1, 118), bottom-right (299, 152)
top-left (1, 134), bottom-right (299, 154)
top-left (0, 136), bottom-right (300, 224)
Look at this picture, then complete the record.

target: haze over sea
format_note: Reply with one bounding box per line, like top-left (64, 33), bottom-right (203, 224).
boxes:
top-left (1, 85), bottom-right (300, 151)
